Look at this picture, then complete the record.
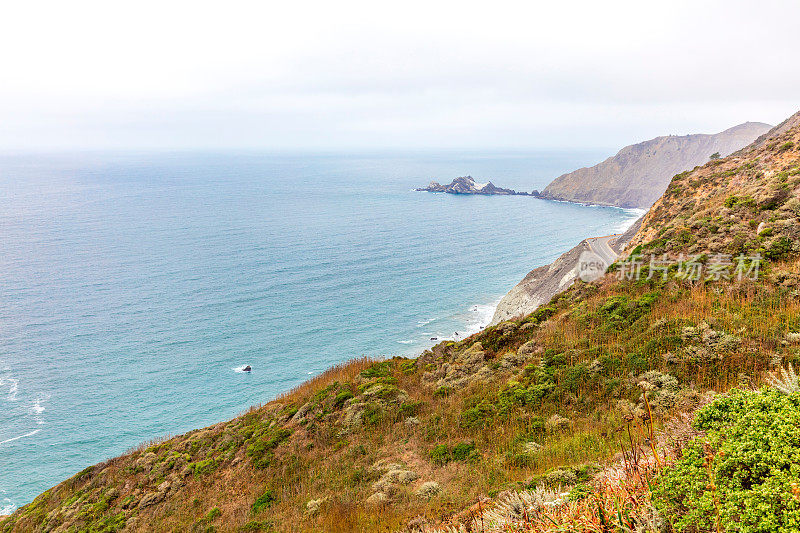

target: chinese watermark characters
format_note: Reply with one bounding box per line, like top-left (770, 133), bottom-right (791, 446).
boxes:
top-left (615, 253), bottom-right (762, 282)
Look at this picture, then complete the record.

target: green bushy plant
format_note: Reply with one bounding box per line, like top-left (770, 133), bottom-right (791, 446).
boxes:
top-left (459, 400), bottom-right (495, 429)
top-left (653, 388), bottom-right (800, 532)
top-left (765, 236), bottom-right (794, 260)
top-left (251, 490), bottom-right (276, 514)
top-left (429, 441), bottom-right (478, 465)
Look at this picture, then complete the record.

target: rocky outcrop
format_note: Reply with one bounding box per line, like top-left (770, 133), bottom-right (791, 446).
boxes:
top-left (491, 120), bottom-right (743, 324)
top-left (533, 122), bottom-right (771, 209)
top-left (416, 176), bottom-right (528, 195)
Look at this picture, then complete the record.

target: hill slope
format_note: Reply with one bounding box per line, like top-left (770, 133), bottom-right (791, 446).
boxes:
top-left (2, 113), bottom-right (799, 533)
top-left (535, 121), bottom-right (771, 208)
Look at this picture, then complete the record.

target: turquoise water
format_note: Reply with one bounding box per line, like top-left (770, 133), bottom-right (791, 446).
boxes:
top-left (0, 151), bottom-right (640, 511)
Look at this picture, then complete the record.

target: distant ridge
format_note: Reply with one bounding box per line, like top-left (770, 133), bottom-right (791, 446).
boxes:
top-left (533, 121), bottom-right (771, 209)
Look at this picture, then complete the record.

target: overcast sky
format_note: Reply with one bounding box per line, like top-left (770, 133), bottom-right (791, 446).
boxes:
top-left (1, 0), bottom-right (798, 151)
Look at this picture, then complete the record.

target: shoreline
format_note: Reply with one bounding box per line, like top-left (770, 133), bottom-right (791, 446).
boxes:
top-left (395, 297), bottom-right (501, 358)
top-left (531, 193), bottom-right (650, 212)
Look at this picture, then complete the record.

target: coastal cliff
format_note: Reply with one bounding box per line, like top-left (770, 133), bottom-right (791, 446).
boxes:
top-left (534, 121), bottom-right (771, 208)
top-left (489, 217), bottom-right (642, 325)
top-left (3, 111), bottom-right (800, 532)
top-left (488, 121), bottom-right (770, 324)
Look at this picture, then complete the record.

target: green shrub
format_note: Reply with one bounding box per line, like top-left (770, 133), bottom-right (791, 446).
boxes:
top-left (205, 507), bottom-right (222, 521)
top-left (498, 364), bottom-right (556, 412)
top-left (361, 404), bottom-right (384, 426)
top-left (251, 490), bottom-right (277, 514)
top-left (429, 442), bottom-right (478, 465)
top-left (400, 401), bottom-right (423, 417)
top-left (592, 293), bottom-right (658, 332)
top-left (459, 400), bottom-right (495, 429)
top-left (247, 429), bottom-right (291, 469)
top-left (451, 441), bottom-right (478, 462)
top-left (398, 360), bottom-right (417, 374)
top-left (568, 483), bottom-right (592, 502)
top-left (332, 390), bottom-right (354, 409)
top-left (360, 361), bottom-right (392, 379)
top-left (724, 195), bottom-right (756, 209)
top-left (652, 388), bottom-right (800, 532)
top-left (559, 363), bottom-right (589, 393)
top-left (433, 386), bottom-right (452, 398)
top-left (765, 236), bottom-right (794, 260)
top-left (189, 458), bottom-right (219, 477)
top-left (429, 444), bottom-right (451, 465)
top-left (527, 306), bottom-right (556, 324)
top-left (479, 325), bottom-right (515, 352)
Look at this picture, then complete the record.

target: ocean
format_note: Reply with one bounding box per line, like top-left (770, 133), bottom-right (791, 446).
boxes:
top-left (0, 150), bottom-right (641, 512)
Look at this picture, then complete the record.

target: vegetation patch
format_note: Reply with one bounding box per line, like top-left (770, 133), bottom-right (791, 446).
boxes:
top-left (653, 388), bottom-right (800, 532)
top-left (246, 428), bottom-right (291, 469)
top-left (429, 441), bottom-right (478, 465)
top-left (251, 489), bottom-right (277, 514)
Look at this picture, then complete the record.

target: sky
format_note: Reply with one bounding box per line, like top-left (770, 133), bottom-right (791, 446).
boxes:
top-left (1, 0), bottom-right (798, 151)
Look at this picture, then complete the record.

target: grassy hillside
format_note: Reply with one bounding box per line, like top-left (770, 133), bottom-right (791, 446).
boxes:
top-left (2, 112), bottom-right (799, 533)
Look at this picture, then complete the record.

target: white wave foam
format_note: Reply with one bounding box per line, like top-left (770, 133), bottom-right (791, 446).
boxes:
top-left (1, 497), bottom-right (16, 515)
top-left (232, 366), bottom-right (252, 373)
top-left (397, 340), bottom-right (414, 344)
top-left (30, 397), bottom-right (48, 426)
top-left (0, 429), bottom-right (41, 446)
top-left (416, 318), bottom-right (435, 327)
top-left (614, 208), bottom-right (647, 233)
top-left (0, 377), bottom-right (19, 402)
top-left (433, 300), bottom-right (499, 343)
top-left (463, 302), bottom-right (498, 336)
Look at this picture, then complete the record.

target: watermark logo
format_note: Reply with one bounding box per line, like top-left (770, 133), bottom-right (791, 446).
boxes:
top-left (615, 253), bottom-right (762, 282)
top-left (577, 250), bottom-right (609, 282)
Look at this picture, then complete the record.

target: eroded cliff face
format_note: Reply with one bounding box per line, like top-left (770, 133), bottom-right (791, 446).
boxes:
top-left (536, 122), bottom-right (771, 209)
top-left (490, 218), bottom-right (642, 325)
top-left (492, 116), bottom-right (797, 326)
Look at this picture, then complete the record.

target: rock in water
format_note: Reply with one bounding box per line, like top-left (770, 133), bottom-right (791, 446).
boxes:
top-left (415, 176), bottom-right (528, 195)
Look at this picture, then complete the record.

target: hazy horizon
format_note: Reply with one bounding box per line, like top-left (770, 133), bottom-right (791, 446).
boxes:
top-left (1, 0), bottom-right (798, 152)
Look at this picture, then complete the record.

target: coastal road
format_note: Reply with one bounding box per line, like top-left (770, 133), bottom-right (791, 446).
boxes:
top-left (585, 234), bottom-right (621, 266)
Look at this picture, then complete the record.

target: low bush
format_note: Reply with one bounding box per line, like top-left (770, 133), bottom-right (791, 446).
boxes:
top-left (251, 490), bottom-right (277, 514)
top-left (332, 390), bottom-right (353, 409)
top-left (459, 400), bottom-right (495, 429)
top-left (429, 441), bottom-right (479, 465)
top-left (653, 388), bottom-right (800, 532)
top-left (246, 429), bottom-right (291, 469)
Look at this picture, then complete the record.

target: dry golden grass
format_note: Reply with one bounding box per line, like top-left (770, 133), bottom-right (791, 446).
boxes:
top-left (279, 356), bottom-right (377, 404)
